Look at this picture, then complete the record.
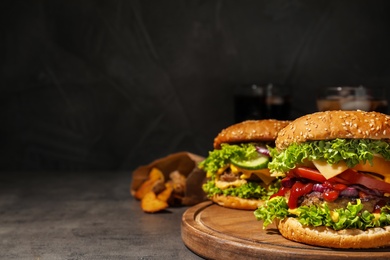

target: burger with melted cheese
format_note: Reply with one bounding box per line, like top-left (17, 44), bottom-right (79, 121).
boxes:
top-left (255, 110), bottom-right (390, 248)
top-left (199, 119), bottom-right (290, 210)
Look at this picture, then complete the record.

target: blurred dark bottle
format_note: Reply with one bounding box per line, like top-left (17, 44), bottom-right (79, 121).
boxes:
top-left (264, 84), bottom-right (291, 120)
top-left (234, 84), bottom-right (266, 123)
top-left (234, 83), bottom-right (290, 123)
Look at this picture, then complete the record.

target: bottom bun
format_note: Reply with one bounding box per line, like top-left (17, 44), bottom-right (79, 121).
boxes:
top-left (277, 217), bottom-right (390, 248)
top-left (210, 194), bottom-right (265, 210)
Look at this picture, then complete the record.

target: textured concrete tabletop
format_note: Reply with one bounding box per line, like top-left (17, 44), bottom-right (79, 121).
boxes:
top-left (0, 171), bottom-right (204, 259)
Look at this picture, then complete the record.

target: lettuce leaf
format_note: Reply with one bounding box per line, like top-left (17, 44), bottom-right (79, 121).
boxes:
top-left (199, 143), bottom-right (260, 178)
top-left (203, 180), bottom-right (280, 200)
top-left (268, 139), bottom-right (390, 174)
top-left (253, 195), bottom-right (289, 227)
top-left (254, 196), bottom-right (390, 230)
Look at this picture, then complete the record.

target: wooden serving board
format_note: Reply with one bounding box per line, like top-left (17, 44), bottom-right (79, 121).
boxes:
top-left (181, 201), bottom-right (390, 260)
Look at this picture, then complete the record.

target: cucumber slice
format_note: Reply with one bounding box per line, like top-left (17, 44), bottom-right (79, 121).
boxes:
top-left (230, 155), bottom-right (269, 170)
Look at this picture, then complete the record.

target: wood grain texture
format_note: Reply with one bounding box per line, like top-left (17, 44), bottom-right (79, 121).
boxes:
top-left (181, 201), bottom-right (390, 260)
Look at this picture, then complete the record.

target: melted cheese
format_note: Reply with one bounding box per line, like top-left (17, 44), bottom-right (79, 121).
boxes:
top-left (230, 164), bottom-right (275, 185)
top-left (312, 159), bottom-right (348, 180)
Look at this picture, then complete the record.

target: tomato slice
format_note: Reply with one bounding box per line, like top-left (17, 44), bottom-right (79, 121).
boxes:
top-left (291, 167), bottom-right (326, 182)
top-left (338, 169), bottom-right (390, 194)
top-left (291, 167), bottom-right (349, 184)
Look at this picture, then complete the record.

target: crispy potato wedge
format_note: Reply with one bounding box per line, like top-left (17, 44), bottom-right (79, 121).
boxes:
top-left (149, 167), bottom-right (165, 182)
top-left (134, 179), bottom-right (155, 200)
top-left (141, 191), bottom-right (169, 213)
top-left (157, 182), bottom-right (173, 202)
top-left (134, 168), bottom-right (165, 200)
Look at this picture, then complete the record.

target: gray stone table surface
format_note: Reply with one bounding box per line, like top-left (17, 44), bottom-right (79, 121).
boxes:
top-left (0, 171), bottom-right (204, 259)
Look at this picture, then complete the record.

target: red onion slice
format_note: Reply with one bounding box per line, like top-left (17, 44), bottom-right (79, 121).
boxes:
top-left (312, 183), bottom-right (327, 192)
top-left (255, 146), bottom-right (270, 157)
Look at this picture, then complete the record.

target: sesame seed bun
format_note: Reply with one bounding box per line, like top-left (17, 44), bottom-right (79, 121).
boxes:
top-left (277, 217), bottom-right (390, 248)
top-left (276, 110), bottom-right (390, 150)
top-left (214, 119), bottom-right (290, 149)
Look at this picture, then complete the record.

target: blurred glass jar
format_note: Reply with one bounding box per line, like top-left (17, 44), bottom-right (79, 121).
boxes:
top-left (316, 86), bottom-right (388, 113)
top-left (234, 83), bottom-right (290, 123)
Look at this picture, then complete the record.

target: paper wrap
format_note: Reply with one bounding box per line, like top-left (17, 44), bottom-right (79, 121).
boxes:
top-left (130, 152), bottom-right (207, 206)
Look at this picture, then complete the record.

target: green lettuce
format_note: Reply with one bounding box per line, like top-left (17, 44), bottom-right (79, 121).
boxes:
top-left (199, 143), bottom-right (260, 178)
top-left (203, 180), bottom-right (280, 200)
top-left (253, 194), bottom-right (289, 227)
top-left (254, 196), bottom-right (390, 231)
top-left (269, 138), bottom-right (390, 174)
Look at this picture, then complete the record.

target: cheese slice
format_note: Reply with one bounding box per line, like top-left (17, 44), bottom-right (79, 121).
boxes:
top-left (312, 156), bottom-right (390, 183)
top-left (230, 164), bottom-right (275, 185)
top-left (312, 159), bottom-right (348, 180)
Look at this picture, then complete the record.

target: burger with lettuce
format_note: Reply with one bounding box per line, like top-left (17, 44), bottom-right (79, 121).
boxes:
top-left (254, 110), bottom-right (390, 248)
top-left (199, 119), bottom-right (290, 210)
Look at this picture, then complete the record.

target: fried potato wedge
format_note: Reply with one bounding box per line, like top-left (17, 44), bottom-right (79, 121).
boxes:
top-left (157, 182), bottom-right (173, 202)
top-left (134, 168), bottom-right (165, 200)
top-left (134, 179), bottom-right (155, 200)
top-left (149, 167), bottom-right (165, 182)
top-left (141, 191), bottom-right (169, 213)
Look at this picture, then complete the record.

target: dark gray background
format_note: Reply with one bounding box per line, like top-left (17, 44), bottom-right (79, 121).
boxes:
top-left (2, 0), bottom-right (390, 172)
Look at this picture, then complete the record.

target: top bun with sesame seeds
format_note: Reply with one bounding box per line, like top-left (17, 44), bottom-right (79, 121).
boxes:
top-left (198, 119), bottom-right (290, 210)
top-left (254, 110), bottom-right (390, 249)
top-left (275, 110), bottom-right (390, 150)
top-left (214, 119), bottom-right (290, 149)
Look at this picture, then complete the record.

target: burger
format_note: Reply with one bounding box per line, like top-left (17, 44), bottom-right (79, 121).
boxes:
top-left (199, 119), bottom-right (290, 210)
top-left (254, 110), bottom-right (390, 248)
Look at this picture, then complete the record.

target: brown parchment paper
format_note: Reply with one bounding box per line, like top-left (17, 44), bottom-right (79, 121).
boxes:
top-left (130, 152), bottom-right (207, 206)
